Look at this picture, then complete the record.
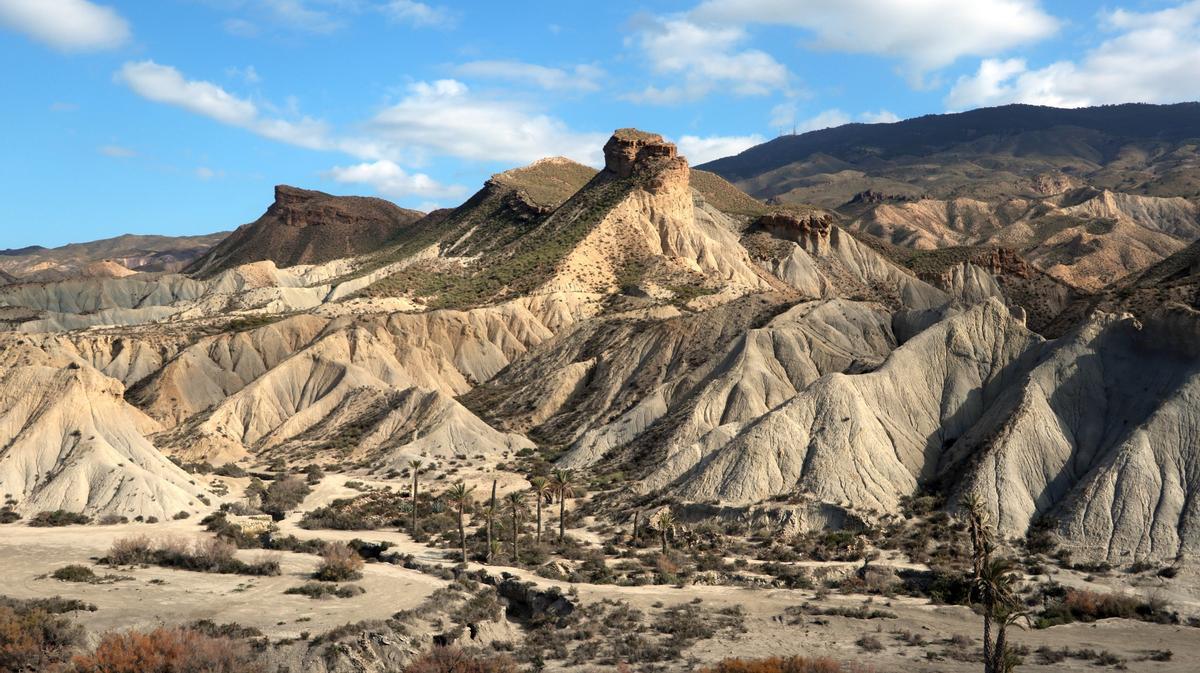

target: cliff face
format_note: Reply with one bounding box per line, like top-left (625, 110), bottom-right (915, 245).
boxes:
top-left (187, 185), bottom-right (425, 277)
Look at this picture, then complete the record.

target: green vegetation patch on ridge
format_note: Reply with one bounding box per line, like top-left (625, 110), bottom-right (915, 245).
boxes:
top-left (362, 174), bottom-right (636, 309)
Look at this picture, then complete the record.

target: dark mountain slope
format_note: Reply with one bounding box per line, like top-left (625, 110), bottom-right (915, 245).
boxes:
top-left (187, 185), bottom-right (424, 277)
top-left (700, 103), bottom-right (1200, 206)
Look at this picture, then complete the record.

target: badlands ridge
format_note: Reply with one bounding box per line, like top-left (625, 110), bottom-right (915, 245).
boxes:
top-left (2, 125), bottom-right (1200, 567)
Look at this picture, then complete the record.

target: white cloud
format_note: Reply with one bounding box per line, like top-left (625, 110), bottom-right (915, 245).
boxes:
top-left (860, 109), bottom-right (900, 124)
top-left (769, 101), bottom-right (797, 129)
top-left (223, 17), bottom-right (259, 37)
top-left (691, 0), bottom-right (1058, 80)
top-left (947, 2), bottom-right (1200, 109)
top-left (195, 167), bottom-right (225, 180)
top-left (0, 0), bottom-right (130, 51)
top-left (50, 102), bottom-right (79, 112)
top-left (117, 61), bottom-right (257, 126)
top-left (325, 159), bottom-right (466, 200)
top-left (776, 108), bottom-right (902, 133)
top-left (452, 60), bottom-right (603, 92)
top-left (98, 144), bottom-right (136, 158)
top-left (260, 0), bottom-right (341, 33)
top-left (626, 16), bottom-right (790, 103)
top-left (116, 61), bottom-right (332, 151)
top-left (367, 79), bottom-right (606, 165)
top-left (797, 109), bottom-right (851, 132)
top-left (676, 134), bottom-right (765, 164)
top-left (381, 0), bottom-right (453, 27)
top-left (227, 65), bottom-right (262, 84)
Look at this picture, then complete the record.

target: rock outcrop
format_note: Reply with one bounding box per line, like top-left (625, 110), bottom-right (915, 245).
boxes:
top-left (0, 355), bottom-right (208, 519)
top-left (187, 185), bottom-right (425, 277)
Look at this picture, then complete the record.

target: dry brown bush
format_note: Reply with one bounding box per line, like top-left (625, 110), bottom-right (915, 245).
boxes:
top-left (404, 646), bottom-right (517, 673)
top-left (70, 627), bottom-right (263, 673)
top-left (314, 542), bottom-right (364, 582)
top-left (106, 535), bottom-right (155, 565)
top-left (0, 601), bottom-right (84, 672)
top-left (698, 656), bottom-right (847, 673)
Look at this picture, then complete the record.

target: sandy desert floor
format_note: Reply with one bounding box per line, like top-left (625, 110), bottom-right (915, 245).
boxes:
top-left (4, 477), bottom-right (1200, 672)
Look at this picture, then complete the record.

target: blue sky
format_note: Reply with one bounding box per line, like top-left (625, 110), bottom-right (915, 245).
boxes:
top-left (2, 0), bottom-right (1199, 248)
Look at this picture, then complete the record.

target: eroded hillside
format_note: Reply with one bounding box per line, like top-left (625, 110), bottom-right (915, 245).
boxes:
top-left (1, 126), bottom-right (1199, 573)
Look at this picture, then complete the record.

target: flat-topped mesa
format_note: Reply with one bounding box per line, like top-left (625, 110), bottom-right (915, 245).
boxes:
top-left (273, 184), bottom-right (324, 203)
top-left (186, 185), bottom-right (424, 276)
top-left (602, 129), bottom-right (689, 192)
top-left (268, 184), bottom-right (400, 229)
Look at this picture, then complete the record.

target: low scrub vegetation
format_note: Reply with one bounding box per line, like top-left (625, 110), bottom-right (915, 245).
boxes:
top-left (300, 490), bottom-right (410, 530)
top-left (1035, 587), bottom-right (1176, 628)
top-left (404, 646), bottom-right (517, 673)
top-left (698, 656), bottom-right (849, 673)
top-left (28, 510), bottom-right (91, 527)
top-left (105, 535), bottom-right (280, 576)
top-left (285, 582), bottom-right (366, 599)
top-left (0, 595), bottom-right (90, 671)
top-left (313, 542), bottom-right (364, 582)
top-left (785, 604), bottom-right (897, 622)
top-left (49, 565), bottom-right (130, 585)
top-left (251, 475), bottom-right (311, 520)
top-left (70, 626), bottom-right (265, 673)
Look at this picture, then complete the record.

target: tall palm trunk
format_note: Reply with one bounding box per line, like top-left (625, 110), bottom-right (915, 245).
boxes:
top-left (535, 496), bottom-right (543, 546)
top-left (457, 501), bottom-right (467, 563)
top-left (558, 492), bottom-right (566, 542)
top-left (485, 479), bottom-right (497, 563)
top-left (982, 611), bottom-right (994, 673)
top-left (511, 507), bottom-right (520, 564)
top-left (410, 472), bottom-right (419, 536)
top-left (992, 621), bottom-right (1008, 673)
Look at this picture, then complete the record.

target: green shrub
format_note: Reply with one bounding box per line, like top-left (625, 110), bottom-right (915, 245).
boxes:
top-left (51, 565), bottom-right (97, 583)
top-left (1036, 588), bottom-right (1175, 628)
top-left (28, 510), bottom-right (91, 527)
top-left (214, 463), bottom-right (248, 478)
top-left (404, 646), bottom-right (517, 673)
top-left (284, 582), bottom-right (366, 599)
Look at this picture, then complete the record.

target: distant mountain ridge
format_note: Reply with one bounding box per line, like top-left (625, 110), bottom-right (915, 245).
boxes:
top-left (0, 232), bottom-right (228, 283)
top-left (700, 103), bottom-right (1200, 206)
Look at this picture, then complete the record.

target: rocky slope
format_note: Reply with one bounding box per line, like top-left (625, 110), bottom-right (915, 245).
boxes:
top-left (701, 103), bottom-right (1200, 205)
top-left (3, 126), bottom-right (1200, 564)
top-left (0, 232), bottom-right (228, 282)
top-left (187, 185), bottom-right (425, 277)
top-left (839, 188), bottom-right (1200, 292)
top-left (0, 337), bottom-right (208, 519)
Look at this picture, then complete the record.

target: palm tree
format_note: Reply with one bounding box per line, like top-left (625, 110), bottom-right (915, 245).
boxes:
top-left (446, 482), bottom-right (474, 563)
top-left (961, 492), bottom-right (1015, 673)
top-left (656, 510), bottom-right (676, 555)
top-left (975, 557), bottom-right (1023, 673)
top-left (408, 459), bottom-right (423, 537)
top-left (551, 469), bottom-right (576, 543)
top-left (485, 479), bottom-right (497, 563)
top-left (961, 492), bottom-right (994, 578)
top-left (506, 491), bottom-right (526, 564)
top-left (529, 476), bottom-right (551, 545)
top-left (991, 605), bottom-right (1031, 673)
